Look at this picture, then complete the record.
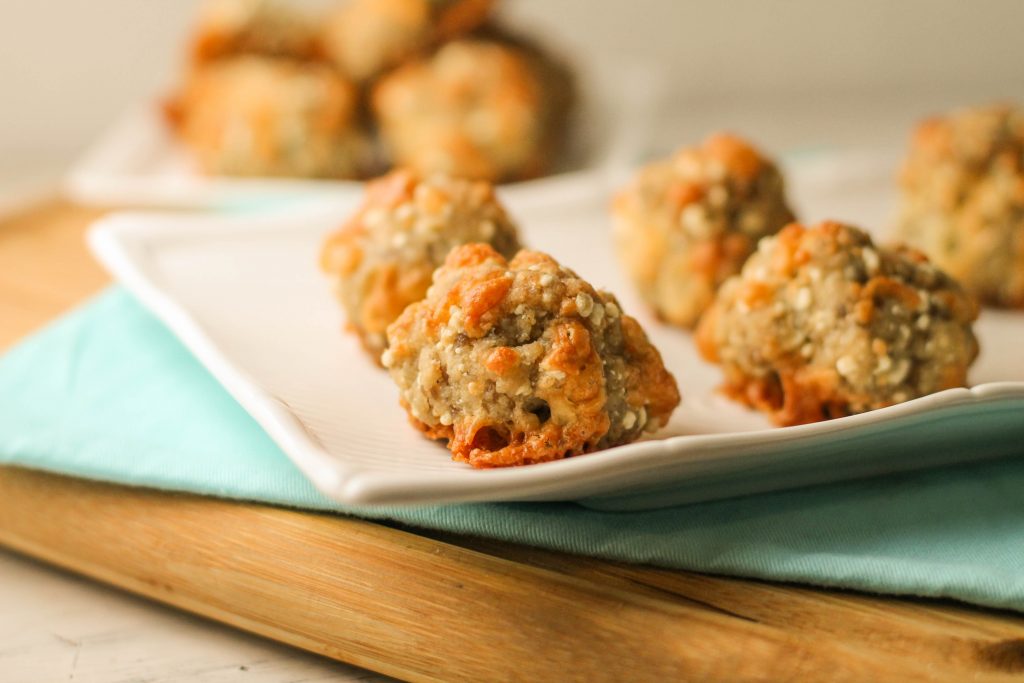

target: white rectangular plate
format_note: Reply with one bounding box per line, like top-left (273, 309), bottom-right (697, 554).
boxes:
top-left (87, 153), bottom-right (1024, 510)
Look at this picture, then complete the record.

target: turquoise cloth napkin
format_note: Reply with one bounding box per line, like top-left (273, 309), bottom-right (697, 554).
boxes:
top-left (2, 287), bottom-right (1024, 612)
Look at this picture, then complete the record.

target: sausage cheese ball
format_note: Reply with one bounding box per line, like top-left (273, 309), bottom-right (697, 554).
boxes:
top-left (320, 170), bottom-right (522, 359)
top-left (371, 39), bottom-right (564, 182)
top-left (612, 133), bottom-right (796, 328)
top-left (189, 0), bottom-right (318, 64)
top-left (696, 221), bottom-right (979, 426)
top-left (894, 103), bottom-right (1024, 308)
top-left (167, 56), bottom-right (367, 178)
top-left (321, 0), bottom-right (494, 83)
top-left (384, 244), bottom-right (681, 467)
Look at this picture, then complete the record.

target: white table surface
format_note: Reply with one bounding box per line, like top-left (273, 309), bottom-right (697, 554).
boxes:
top-left (0, 549), bottom-right (392, 682)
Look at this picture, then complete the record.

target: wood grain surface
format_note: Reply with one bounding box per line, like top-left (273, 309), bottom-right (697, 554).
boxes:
top-left (0, 198), bottom-right (107, 349)
top-left (2, 199), bottom-right (1024, 682)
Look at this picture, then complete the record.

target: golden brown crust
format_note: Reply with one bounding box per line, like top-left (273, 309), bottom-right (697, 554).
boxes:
top-left (172, 2), bottom-right (577, 184)
top-left (449, 317), bottom-right (611, 468)
top-left (188, 0), bottom-right (320, 65)
top-left (434, 0), bottom-right (494, 40)
top-left (166, 56), bottom-right (366, 179)
top-left (320, 171), bottom-right (522, 361)
top-left (384, 245), bottom-right (680, 468)
top-left (321, 0), bottom-right (495, 83)
top-left (895, 103), bottom-right (1024, 308)
top-left (370, 39), bottom-right (561, 183)
top-left (619, 315), bottom-right (682, 428)
top-left (697, 221), bottom-right (979, 426)
top-left (612, 133), bottom-right (795, 328)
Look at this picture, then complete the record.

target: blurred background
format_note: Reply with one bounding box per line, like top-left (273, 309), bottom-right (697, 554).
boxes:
top-left (1, 0), bottom-right (1022, 189)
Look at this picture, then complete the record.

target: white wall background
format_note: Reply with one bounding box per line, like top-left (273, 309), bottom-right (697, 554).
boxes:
top-left (1, 0), bottom-right (1022, 174)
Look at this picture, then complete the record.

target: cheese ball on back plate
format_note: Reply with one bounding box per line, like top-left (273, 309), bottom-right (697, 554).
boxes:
top-left (166, 56), bottom-right (368, 179)
top-left (371, 37), bottom-right (572, 182)
top-left (894, 103), bottom-right (1024, 308)
top-left (696, 221), bottom-right (979, 426)
top-left (320, 170), bottom-right (522, 360)
top-left (321, 0), bottom-right (495, 83)
top-left (384, 244), bottom-right (681, 468)
top-left (612, 133), bottom-right (796, 328)
top-left (189, 0), bottom-right (319, 64)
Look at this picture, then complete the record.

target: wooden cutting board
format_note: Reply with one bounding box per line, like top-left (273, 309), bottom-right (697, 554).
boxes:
top-left (2, 198), bottom-right (1024, 682)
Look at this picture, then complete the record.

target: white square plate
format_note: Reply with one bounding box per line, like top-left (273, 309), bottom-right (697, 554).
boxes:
top-left (87, 153), bottom-right (1024, 511)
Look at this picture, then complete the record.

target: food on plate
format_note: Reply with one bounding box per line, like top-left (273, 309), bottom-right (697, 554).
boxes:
top-left (696, 221), bottom-right (979, 426)
top-left (189, 0), bottom-right (319, 64)
top-left (169, 1), bottom-right (576, 181)
top-left (165, 56), bottom-right (368, 178)
top-left (384, 244), bottom-right (681, 467)
top-left (612, 133), bottom-right (796, 328)
top-left (371, 37), bottom-right (572, 182)
top-left (321, 0), bottom-right (495, 83)
top-left (320, 170), bottom-right (522, 358)
top-left (894, 103), bottom-right (1024, 308)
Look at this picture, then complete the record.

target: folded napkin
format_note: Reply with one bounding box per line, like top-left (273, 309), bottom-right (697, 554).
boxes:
top-left (2, 287), bottom-right (1023, 612)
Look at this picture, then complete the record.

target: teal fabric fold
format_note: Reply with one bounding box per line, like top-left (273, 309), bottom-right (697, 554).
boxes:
top-left (2, 287), bottom-right (1023, 612)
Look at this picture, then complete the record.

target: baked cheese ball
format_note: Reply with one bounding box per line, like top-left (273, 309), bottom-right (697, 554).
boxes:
top-left (371, 38), bottom-right (566, 182)
top-left (612, 133), bottom-right (796, 328)
top-left (321, 0), bottom-right (494, 83)
top-left (189, 0), bottom-right (319, 64)
top-left (321, 170), bottom-right (522, 359)
top-left (384, 244), bottom-right (681, 467)
top-left (167, 56), bottom-right (367, 178)
top-left (696, 221), bottom-right (979, 426)
top-left (894, 103), bottom-right (1024, 308)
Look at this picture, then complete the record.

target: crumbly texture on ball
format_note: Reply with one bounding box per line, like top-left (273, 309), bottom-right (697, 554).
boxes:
top-left (189, 0), bottom-right (319, 64)
top-left (696, 221), bottom-right (979, 426)
top-left (321, 0), bottom-right (494, 83)
top-left (166, 56), bottom-right (368, 178)
top-left (894, 103), bottom-right (1024, 308)
top-left (384, 244), bottom-right (681, 467)
top-left (371, 38), bottom-right (568, 182)
top-left (321, 170), bottom-right (522, 359)
top-left (612, 133), bottom-right (796, 328)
